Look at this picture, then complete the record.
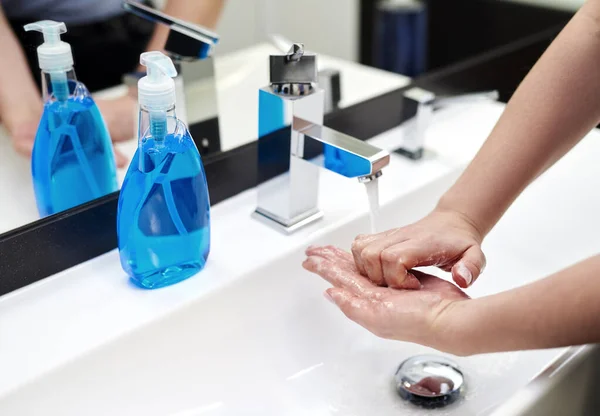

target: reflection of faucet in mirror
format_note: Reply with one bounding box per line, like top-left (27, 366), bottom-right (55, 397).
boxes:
top-left (254, 43), bottom-right (390, 233)
top-left (122, 1), bottom-right (221, 156)
top-left (397, 87), bottom-right (499, 160)
top-left (0, 1), bottom-right (227, 235)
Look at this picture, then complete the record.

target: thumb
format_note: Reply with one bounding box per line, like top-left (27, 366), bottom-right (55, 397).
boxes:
top-left (451, 245), bottom-right (486, 288)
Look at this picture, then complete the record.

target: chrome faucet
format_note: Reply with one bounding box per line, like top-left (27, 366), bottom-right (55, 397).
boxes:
top-left (271, 34), bottom-right (342, 114)
top-left (122, 1), bottom-right (220, 154)
top-left (254, 44), bottom-right (390, 233)
top-left (397, 87), bottom-right (499, 160)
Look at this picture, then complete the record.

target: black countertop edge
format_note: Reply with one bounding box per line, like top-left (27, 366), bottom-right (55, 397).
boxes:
top-left (0, 28), bottom-right (560, 296)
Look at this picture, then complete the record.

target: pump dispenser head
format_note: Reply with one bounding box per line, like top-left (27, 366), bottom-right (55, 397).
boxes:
top-left (138, 51), bottom-right (178, 110)
top-left (24, 20), bottom-right (73, 72)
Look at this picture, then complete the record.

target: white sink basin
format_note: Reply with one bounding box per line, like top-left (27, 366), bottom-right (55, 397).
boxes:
top-left (0, 172), bottom-right (567, 415)
top-left (3, 101), bottom-right (600, 414)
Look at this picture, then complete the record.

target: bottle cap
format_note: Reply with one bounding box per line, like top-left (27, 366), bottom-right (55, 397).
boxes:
top-left (24, 20), bottom-right (73, 72)
top-left (138, 51), bottom-right (178, 110)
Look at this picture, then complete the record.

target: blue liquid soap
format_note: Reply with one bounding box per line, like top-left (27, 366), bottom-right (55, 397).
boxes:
top-left (32, 80), bottom-right (118, 216)
top-left (24, 20), bottom-right (118, 216)
top-left (117, 118), bottom-right (210, 289)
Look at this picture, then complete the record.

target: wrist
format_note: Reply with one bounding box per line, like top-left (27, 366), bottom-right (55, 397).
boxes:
top-left (431, 299), bottom-right (480, 356)
top-left (434, 195), bottom-right (486, 243)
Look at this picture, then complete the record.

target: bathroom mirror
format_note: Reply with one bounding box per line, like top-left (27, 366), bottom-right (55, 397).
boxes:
top-left (0, 0), bottom-right (409, 236)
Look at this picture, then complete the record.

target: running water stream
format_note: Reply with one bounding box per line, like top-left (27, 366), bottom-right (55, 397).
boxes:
top-left (364, 179), bottom-right (380, 234)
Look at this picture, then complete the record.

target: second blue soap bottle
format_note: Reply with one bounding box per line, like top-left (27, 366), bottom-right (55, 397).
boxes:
top-left (117, 52), bottom-right (211, 289)
top-left (25, 20), bottom-right (118, 216)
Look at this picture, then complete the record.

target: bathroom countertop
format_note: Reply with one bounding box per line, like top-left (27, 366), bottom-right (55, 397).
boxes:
top-left (0, 42), bottom-right (410, 235)
top-left (0, 100), bottom-right (507, 399)
top-left (1, 30), bottom-right (577, 405)
top-left (5, 93), bottom-right (600, 408)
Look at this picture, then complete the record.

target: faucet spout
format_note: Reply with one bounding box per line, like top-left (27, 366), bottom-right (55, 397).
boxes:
top-left (292, 116), bottom-right (390, 180)
top-left (254, 44), bottom-right (390, 233)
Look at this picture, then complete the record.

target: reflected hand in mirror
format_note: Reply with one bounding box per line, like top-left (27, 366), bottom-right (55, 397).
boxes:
top-left (0, 0), bottom-right (226, 235)
top-left (6, 113), bottom-right (41, 158)
top-left (6, 97), bottom-right (130, 169)
top-left (96, 95), bottom-right (137, 168)
top-left (303, 245), bottom-right (469, 352)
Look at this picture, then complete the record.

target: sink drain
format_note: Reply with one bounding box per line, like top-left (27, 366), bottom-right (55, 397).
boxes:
top-left (394, 355), bottom-right (465, 408)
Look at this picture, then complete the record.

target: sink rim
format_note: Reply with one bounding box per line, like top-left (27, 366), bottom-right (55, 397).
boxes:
top-left (490, 344), bottom-right (592, 416)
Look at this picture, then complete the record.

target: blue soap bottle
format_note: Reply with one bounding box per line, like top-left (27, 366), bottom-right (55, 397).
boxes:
top-left (117, 52), bottom-right (211, 289)
top-left (24, 20), bottom-right (118, 217)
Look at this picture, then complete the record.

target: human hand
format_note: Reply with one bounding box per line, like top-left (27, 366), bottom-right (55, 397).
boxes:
top-left (351, 209), bottom-right (486, 289)
top-left (9, 118), bottom-right (39, 157)
top-left (303, 246), bottom-right (469, 352)
top-left (96, 95), bottom-right (136, 168)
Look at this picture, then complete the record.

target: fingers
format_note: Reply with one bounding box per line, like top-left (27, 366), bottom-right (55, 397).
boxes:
top-left (303, 256), bottom-right (382, 297)
top-left (414, 270), bottom-right (470, 300)
top-left (97, 96), bottom-right (136, 143)
top-left (351, 230), bottom-right (402, 282)
top-left (13, 137), bottom-right (34, 157)
top-left (306, 245), bottom-right (356, 271)
top-left (11, 123), bottom-right (37, 157)
top-left (451, 245), bottom-right (486, 288)
top-left (113, 147), bottom-right (128, 168)
top-left (380, 243), bottom-right (436, 289)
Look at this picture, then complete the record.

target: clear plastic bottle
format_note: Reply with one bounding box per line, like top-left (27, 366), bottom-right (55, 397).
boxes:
top-left (117, 52), bottom-right (210, 289)
top-left (25, 20), bottom-right (118, 216)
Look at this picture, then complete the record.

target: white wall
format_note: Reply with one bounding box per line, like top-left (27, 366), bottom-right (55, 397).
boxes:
top-left (212, 0), bottom-right (266, 55)
top-left (215, 0), bottom-right (359, 61)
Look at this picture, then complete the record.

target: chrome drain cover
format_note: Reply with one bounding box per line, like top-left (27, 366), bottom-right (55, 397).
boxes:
top-left (394, 355), bottom-right (464, 408)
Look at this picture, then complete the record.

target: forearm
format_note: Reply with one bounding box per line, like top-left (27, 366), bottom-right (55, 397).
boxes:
top-left (445, 255), bottom-right (600, 355)
top-left (438, 1), bottom-right (600, 237)
top-left (144, 0), bottom-right (224, 53)
top-left (0, 6), bottom-right (41, 129)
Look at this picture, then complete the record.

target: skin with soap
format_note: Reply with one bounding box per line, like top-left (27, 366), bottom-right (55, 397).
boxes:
top-left (304, 0), bottom-right (600, 355)
top-left (0, 1), bottom-right (224, 165)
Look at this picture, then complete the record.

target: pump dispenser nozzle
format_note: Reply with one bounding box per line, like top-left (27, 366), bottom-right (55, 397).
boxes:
top-left (24, 20), bottom-right (73, 72)
top-left (24, 20), bottom-right (73, 101)
top-left (139, 52), bottom-right (178, 141)
top-left (139, 51), bottom-right (178, 110)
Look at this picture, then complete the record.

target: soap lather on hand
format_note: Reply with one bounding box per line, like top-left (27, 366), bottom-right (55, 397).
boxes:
top-left (302, 245), bottom-right (469, 352)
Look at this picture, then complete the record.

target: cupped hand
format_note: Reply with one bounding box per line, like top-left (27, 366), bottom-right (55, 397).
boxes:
top-left (351, 209), bottom-right (486, 289)
top-left (303, 245), bottom-right (469, 351)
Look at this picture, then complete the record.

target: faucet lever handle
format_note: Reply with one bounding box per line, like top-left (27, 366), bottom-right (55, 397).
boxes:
top-left (286, 43), bottom-right (304, 62)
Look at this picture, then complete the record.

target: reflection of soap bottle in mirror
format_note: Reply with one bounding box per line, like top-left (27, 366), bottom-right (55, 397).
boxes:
top-left (117, 51), bottom-right (210, 289)
top-left (25, 20), bottom-right (118, 217)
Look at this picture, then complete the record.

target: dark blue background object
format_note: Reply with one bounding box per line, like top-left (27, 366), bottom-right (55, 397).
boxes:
top-left (374, 1), bottom-right (428, 77)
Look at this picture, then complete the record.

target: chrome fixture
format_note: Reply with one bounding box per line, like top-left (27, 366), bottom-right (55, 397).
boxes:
top-left (254, 43), bottom-right (390, 233)
top-left (395, 354), bottom-right (465, 408)
top-left (397, 87), bottom-right (499, 160)
top-left (122, 1), bottom-right (221, 154)
top-left (271, 34), bottom-right (342, 114)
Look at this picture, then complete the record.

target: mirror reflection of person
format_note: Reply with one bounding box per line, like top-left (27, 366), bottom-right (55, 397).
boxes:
top-left (304, 0), bottom-right (600, 355)
top-left (0, 0), bottom-right (224, 166)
